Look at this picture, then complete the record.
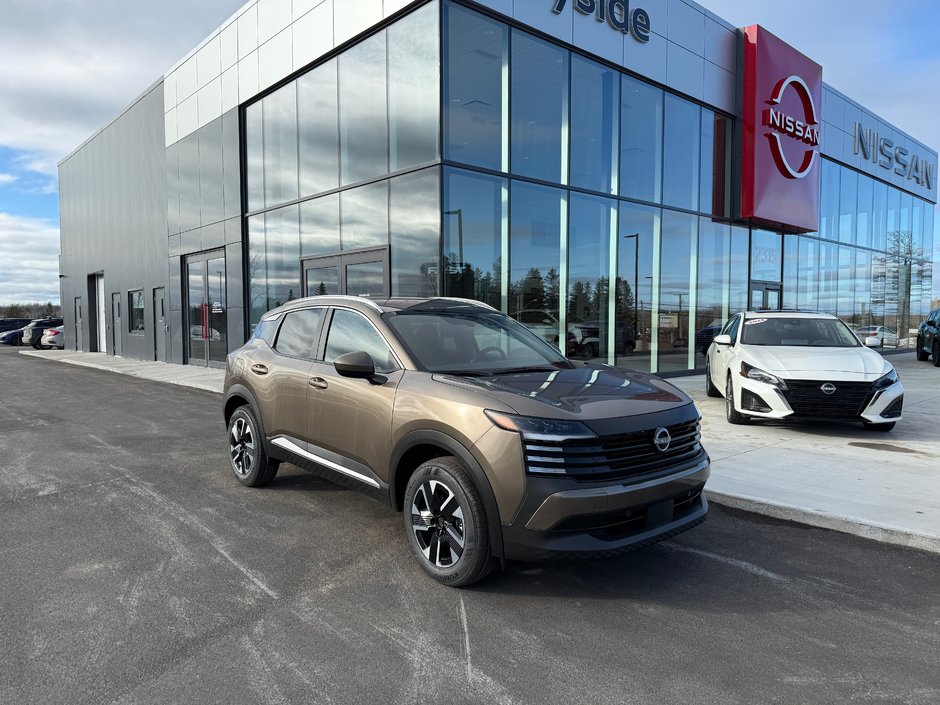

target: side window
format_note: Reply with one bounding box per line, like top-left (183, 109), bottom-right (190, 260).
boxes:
top-left (325, 309), bottom-right (397, 373)
top-left (274, 308), bottom-right (324, 359)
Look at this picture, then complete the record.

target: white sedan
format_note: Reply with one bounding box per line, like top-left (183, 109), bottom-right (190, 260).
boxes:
top-left (705, 311), bottom-right (903, 431)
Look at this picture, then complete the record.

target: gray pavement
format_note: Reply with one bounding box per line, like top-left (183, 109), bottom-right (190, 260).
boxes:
top-left (21, 347), bottom-right (940, 553)
top-left (2, 346), bottom-right (939, 705)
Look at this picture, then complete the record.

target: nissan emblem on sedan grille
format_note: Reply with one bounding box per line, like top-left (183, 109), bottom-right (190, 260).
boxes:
top-left (653, 427), bottom-right (671, 452)
top-left (820, 383), bottom-right (837, 395)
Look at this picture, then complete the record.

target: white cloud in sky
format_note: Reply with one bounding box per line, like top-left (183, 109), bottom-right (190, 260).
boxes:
top-left (0, 174), bottom-right (17, 185)
top-left (0, 212), bottom-right (61, 304)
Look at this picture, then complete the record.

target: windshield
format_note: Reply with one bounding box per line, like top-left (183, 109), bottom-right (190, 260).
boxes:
top-left (741, 317), bottom-right (860, 347)
top-left (384, 310), bottom-right (572, 374)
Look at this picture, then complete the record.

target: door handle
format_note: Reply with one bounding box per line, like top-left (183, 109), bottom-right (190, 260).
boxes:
top-left (250, 363), bottom-right (269, 375)
top-left (308, 377), bottom-right (329, 390)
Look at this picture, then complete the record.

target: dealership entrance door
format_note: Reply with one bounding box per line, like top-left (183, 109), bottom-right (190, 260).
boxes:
top-left (750, 283), bottom-right (782, 311)
top-left (302, 249), bottom-right (389, 298)
top-left (185, 250), bottom-right (227, 367)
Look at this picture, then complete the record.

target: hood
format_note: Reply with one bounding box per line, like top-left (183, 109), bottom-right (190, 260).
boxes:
top-left (745, 345), bottom-right (890, 379)
top-left (434, 363), bottom-right (692, 420)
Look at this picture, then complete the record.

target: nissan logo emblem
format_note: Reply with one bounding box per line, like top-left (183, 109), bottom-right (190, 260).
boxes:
top-left (820, 383), bottom-right (837, 395)
top-left (653, 427), bottom-right (671, 453)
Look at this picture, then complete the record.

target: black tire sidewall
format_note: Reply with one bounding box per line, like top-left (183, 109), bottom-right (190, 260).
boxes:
top-left (403, 458), bottom-right (490, 587)
top-left (228, 407), bottom-right (270, 486)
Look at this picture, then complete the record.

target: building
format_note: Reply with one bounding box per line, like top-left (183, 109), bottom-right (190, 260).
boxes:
top-left (58, 0), bottom-right (938, 374)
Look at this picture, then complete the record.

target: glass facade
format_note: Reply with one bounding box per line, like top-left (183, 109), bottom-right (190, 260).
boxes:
top-left (239, 0), bottom-right (935, 370)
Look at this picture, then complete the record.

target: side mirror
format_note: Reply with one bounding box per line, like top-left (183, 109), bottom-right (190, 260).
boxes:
top-left (334, 350), bottom-right (375, 379)
top-left (713, 334), bottom-right (732, 346)
top-left (864, 336), bottom-right (881, 348)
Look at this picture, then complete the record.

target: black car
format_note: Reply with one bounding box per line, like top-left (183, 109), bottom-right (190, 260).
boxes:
top-left (695, 324), bottom-right (723, 357)
top-left (915, 307), bottom-right (940, 366)
top-left (21, 318), bottom-right (64, 349)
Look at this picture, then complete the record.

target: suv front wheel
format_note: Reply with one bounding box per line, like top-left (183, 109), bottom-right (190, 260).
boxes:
top-left (404, 457), bottom-right (495, 587)
top-left (228, 406), bottom-right (280, 487)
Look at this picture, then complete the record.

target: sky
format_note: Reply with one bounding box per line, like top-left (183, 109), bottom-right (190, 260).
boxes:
top-left (0, 0), bottom-right (938, 306)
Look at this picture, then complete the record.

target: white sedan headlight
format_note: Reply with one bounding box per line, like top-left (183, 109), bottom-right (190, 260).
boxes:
top-left (740, 361), bottom-right (787, 389)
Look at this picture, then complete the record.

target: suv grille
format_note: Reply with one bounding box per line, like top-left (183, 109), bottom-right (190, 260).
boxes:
top-left (523, 419), bottom-right (703, 482)
top-left (782, 380), bottom-right (875, 418)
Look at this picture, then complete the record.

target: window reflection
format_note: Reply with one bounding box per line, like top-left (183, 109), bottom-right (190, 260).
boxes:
top-left (339, 32), bottom-right (388, 185)
top-left (511, 32), bottom-right (567, 183)
top-left (568, 193), bottom-right (613, 361)
top-left (442, 168), bottom-right (505, 310)
top-left (341, 181), bottom-right (388, 251)
top-left (444, 4), bottom-right (508, 171)
top-left (263, 83), bottom-right (299, 208)
top-left (616, 203), bottom-right (656, 373)
top-left (658, 211), bottom-right (695, 373)
top-left (570, 57), bottom-right (618, 194)
top-left (662, 95), bottom-right (700, 211)
top-left (300, 194), bottom-right (340, 258)
top-left (509, 182), bottom-right (563, 352)
top-left (247, 206), bottom-right (300, 326)
top-left (298, 60), bottom-right (339, 198)
top-left (620, 76), bottom-right (662, 203)
top-left (695, 218), bottom-right (731, 366)
top-left (391, 169), bottom-right (440, 297)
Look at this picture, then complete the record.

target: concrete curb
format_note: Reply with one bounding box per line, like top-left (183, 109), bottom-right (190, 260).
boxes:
top-left (707, 490), bottom-right (940, 555)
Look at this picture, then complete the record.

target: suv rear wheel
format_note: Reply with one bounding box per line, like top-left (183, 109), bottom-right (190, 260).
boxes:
top-left (404, 457), bottom-right (494, 587)
top-left (915, 336), bottom-right (929, 361)
top-left (228, 406), bottom-right (279, 487)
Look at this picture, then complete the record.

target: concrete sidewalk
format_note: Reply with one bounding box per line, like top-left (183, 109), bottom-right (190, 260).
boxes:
top-left (19, 348), bottom-right (940, 553)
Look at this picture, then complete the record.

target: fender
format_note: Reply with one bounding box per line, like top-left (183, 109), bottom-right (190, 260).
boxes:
top-left (223, 383), bottom-right (280, 460)
top-left (390, 429), bottom-right (505, 560)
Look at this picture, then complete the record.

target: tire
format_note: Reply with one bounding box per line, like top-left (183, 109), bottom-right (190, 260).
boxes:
top-left (916, 337), bottom-right (929, 361)
top-left (705, 359), bottom-right (721, 397)
top-left (725, 375), bottom-right (750, 425)
top-left (31, 342), bottom-right (40, 349)
top-left (863, 422), bottom-right (896, 432)
top-left (934, 341), bottom-right (940, 368)
top-left (227, 406), bottom-right (279, 487)
top-left (404, 456), bottom-right (495, 588)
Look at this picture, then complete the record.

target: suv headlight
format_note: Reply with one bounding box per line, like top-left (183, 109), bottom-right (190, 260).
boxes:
top-left (484, 410), bottom-right (596, 442)
top-left (873, 368), bottom-right (899, 390)
top-left (740, 362), bottom-right (787, 389)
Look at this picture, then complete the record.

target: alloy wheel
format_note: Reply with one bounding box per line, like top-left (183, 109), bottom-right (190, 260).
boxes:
top-left (229, 416), bottom-right (255, 477)
top-left (410, 479), bottom-right (465, 568)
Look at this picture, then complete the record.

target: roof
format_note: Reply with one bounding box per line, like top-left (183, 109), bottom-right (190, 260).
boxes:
top-left (260, 296), bottom-right (497, 320)
top-left (742, 310), bottom-right (834, 320)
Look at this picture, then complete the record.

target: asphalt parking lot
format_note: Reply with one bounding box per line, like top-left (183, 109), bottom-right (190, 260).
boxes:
top-left (2, 346), bottom-right (938, 705)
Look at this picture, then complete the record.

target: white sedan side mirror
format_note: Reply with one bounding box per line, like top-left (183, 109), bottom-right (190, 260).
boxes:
top-left (864, 336), bottom-right (881, 348)
top-left (713, 334), bottom-right (732, 346)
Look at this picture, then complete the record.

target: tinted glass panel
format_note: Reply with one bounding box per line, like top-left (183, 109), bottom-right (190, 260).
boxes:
top-left (207, 256), bottom-right (227, 362)
top-left (346, 262), bottom-right (386, 298)
top-left (658, 210), bottom-right (695, 372)
top-left (325, 309), bottom-right (396, 373)
top-left (263, 83), bottom-right (299, 207)
top-left (751, 229), bottom-right (782, 283)
top-left (341, 181), bottom-right (388, 251)
top-left (856, 174), bottom-right (873, 249)
top-left (838, 169), bottom-right (857, 244)
top-left (568, 193), bottom-right (613, 361)
top-left (511, 31), bottom-right (567, 183)
top-left (442, 168), bottom-right (505, 309)
top-left (729, 226), bottom-right (750, 313)
top-left (247, 206), bottom-right (301, 326)
top-left (509, 182), bottom-right (563, 349)
top-left (616, 203), bottom-right (656, 372)
top-left (275, 308), bottom-right (323, 358)
top-left (297, 59), bottom-right (339, 198)
top-left (696, 218), bottom-right (731, 366)
top-left (620, 76), bottom-right (662, 203)
top-left (245, 102), bottom-right (264, 212)
top-left (570, 56), bottom-right (618, 194)
top-left (391, 169), bottom-right (440, 297)
top-left (662, 95), bottom-right (700, 211)
top-left (300, 194), bottom-right (340, 258)
top-left (444, 5), bottom-right (508, 171)
top-left (305, 266), bottom-right (339, 296)
top-left (129, 290), bottom-right (144, 333)
top-left (388, 2), bottom-right (440, 171)
top-left (819, 159), bottom-right (839, 240)
top-left (339, 32), bottom-right (388, 184)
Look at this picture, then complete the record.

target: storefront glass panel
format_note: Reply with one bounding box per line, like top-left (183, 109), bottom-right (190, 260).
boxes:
top-left (662, 95), bottom-right (700, 212)
top-left (568, 193), bottom-right (614, 361)
top-left (297, 59), bottom-right (339, 198)
top-left (856, 174), bottom-right (873, 249)
top-left (262, 83), bottom-right (299, 208)
top-left (299, 194), bottom-right (340, 258)
top-left (616, 203), bottom-right (657, 373)
top-left (658, 211), bottom-right (696, 373)
top-left (339, 32), bottom-right (388, 185)
top-left (820, 159), bottom-right (839, 240)
top-left (696, 218), bottom-right (731, 367)
top-left (570, 56), bottom-right (618, 194)
top-left (390, 168), bottom-right (440, 297)
top-left (442, 168), bottom-right (505, 310)
top-left (620, 76), bottom-right (662, 204)
top-left (340, 181), bottom-right (388, 251)
top-left (750, 229), bottom-right (782, 283)
top-left (444, 4), bottom-right (508, 171)
top-left (510, 32), bottom-right (568, 183)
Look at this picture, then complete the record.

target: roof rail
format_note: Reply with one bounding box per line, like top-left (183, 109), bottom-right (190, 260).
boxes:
top-left (434, 297), bottom-right (497, 311)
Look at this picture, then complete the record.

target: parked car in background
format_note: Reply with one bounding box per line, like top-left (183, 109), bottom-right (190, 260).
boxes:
top-left (695, 324), bottom-right (723, 356)
top-left (915, 307), bottom-right (940, 366)
top-left (40, 325), bottom-right (65, 350)
top-left (853, 325), bottom-right (898, 348)
top-left (0, 327), bottom-right (26, 345)
top-left (224, 296), bottom-right (710, 586)
top-left (21, 318), bottom-right (64, 349)
top-left (0, 317), bottom-right (31, 334)
top-left (706, 311), bottom-right (903, 431)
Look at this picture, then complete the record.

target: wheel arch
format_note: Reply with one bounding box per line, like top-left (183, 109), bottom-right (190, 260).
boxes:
top-left (223, 384), bottom-right (279, 458)
top-left (389, 430), bottom-right (505, 559)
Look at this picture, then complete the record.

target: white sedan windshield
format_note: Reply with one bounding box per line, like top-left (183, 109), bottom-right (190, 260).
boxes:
top-left (741, 317), bottom-right (859, 347)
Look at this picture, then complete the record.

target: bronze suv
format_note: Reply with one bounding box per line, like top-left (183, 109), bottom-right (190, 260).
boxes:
top-left (223, 297), bottom-right (710, 586)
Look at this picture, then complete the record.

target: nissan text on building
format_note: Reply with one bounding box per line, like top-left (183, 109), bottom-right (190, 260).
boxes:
top-left (58, 0), bottom-right (937, 374)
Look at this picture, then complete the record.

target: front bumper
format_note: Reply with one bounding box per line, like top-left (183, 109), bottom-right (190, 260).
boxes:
top-left (501, 456), bottom-right (709, 561)
top-left (735, 375), bottom-right (904, 425)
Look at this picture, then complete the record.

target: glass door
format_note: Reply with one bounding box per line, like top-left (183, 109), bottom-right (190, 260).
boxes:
top-left (302, 248), bottom-right (388, 298)
top-left (185, 249), bottom-right (227, 367)
top-left (750, 283), bottom-right (782, 311)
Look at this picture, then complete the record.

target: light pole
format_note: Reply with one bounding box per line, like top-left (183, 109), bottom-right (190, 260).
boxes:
top-left (443, 208), bottom-right (464, 270)
top-left (623, 233), bottom-right (639, 335)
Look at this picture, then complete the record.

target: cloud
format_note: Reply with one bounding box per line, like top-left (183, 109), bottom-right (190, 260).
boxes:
top-left (0, 212), bottom-right (61, 305)
top-left (0, 173), bottom-right (17, 185)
